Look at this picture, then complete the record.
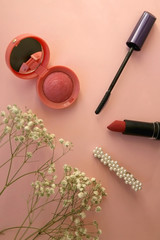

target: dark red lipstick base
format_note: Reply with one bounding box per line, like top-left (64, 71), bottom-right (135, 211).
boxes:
top-left (107, 120), bottom-right (160, 140)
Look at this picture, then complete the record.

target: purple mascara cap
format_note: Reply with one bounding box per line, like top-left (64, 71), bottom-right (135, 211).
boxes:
top-left (126, 11), bottom-right (156, 51)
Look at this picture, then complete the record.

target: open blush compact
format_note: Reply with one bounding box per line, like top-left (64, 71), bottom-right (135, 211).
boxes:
top-left (5, 34), bottom-right (80, 109)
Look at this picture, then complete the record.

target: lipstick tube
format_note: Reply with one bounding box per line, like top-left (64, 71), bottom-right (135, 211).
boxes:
top-left (124, 120), bottom-right (160, 139)
top-left (107, 120), bottom-right (160, 140)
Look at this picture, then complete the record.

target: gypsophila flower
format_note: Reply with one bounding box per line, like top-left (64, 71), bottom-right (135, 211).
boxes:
top-left (63, 164), bottom-right (72, 173)
top-left (0, 104), bottom-right (57, 150)
top-left (27, 121), bottom-right (34, 127)
top-left (3, 118), bottom-right (9, 124)
top-left (0, 105), bottom-right (106, 240)
top-left (86, 205), bottom-right (91, 211)
top-left (92, 196), bottom-right (98, 204)
top-left (94, 191), bottom-right (99, 196)
top-left (26, 152), bottom-right (32, 158)
top-left (95, 206), bottom-right (101, 212)
top-left (48, 163), bottom-right (55, 174)
top-left (79, 212), bottom-right (86, 219)
top-left (91, 178), bottom-right (96, 182)
top-left (74, 218), bottom-right (80, 225)
top-left (24, 126), bottom-right (30, 131)
top-left (32, 177), bottom-right (56, 197)
top-left (98, 229), bottom-right (102, 235)
top-left (1, 111), bottom-right (5, 117)
top-left (4, 126), bottom-right (11, 133)
top-left (64, 141), bottom-right (71, 147)
top-left (59, 138), bottom-right (64, 143)
top-left (78, 192), bottom-right (85, 198)
top-left (19, 136), bottom-right (25, 142)
top-left (11, 105), bottom-right (19, 114)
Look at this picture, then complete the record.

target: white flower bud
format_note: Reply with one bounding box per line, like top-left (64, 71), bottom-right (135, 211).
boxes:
top-left (1, 111), bottom-right (5, 117)
top-left (95, 206), bottom-right (101, 212)
top-left (78, 192), bottom-right (84, 198)
top-left (59, 138), bottom-right (64, 143)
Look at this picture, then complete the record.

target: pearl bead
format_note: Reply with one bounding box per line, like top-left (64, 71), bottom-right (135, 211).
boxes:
top-left (93, 147), bottom-right (142, 192)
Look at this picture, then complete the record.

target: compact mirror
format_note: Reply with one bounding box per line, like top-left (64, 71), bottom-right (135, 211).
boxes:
top-left (6, 34), bottom-right (80, 109)
top-left (10, 37), bottom-right (43, 74)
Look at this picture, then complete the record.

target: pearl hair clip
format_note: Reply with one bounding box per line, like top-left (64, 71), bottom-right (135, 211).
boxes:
top-left (93, 147), bottom-right (142, 192)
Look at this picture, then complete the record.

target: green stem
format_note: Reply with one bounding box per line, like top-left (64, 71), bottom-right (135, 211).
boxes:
top-left (8, 171), bottom-right (38, 186)
top-left (0, 226), bottom-right (39, 234)
top-left (31, 191), bottom-right (76, 239)
top-left (0, 185), bottom-right (7, 195)
top-left (14, 194), bottom-right (39, 240)
top-left (0, 138), bottom-right (10, 148)
top-left (5, 135), bottom-right (14, 185)
top-left (8, 139), bottom-right (30, 184)
top-left (0, 132), bottom-right (6, 142)
top-left (0, 141), bottom-right (47, 195)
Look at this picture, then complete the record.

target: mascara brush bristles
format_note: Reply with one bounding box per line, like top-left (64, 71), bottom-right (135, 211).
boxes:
top-left (93, 147), bottom-right (142, 192)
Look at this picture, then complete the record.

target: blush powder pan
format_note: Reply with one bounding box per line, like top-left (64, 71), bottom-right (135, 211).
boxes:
top-left (5, 34), bottom-right (80, 109)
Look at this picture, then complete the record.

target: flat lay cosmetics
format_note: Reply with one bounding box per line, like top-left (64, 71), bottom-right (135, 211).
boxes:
top-left (5, 34), bottom-right (80, 109)
top-left (93, 147), bottom-right (142, 191)
top-left (107, 120), bottom-right (160, 140)
top-left (95, 11), bottom-right (156, 114)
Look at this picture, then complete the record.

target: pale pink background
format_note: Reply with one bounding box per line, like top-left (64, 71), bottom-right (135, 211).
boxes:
top-left (1, 0), bottom-right (160, 239)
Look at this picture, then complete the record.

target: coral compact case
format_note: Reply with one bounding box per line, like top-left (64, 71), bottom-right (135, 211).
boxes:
top-left (5, 34), bottom-right (80, 109)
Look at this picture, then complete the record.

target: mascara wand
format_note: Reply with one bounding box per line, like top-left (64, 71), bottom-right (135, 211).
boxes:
top-left (95, 11), bottom-right (156, 114)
